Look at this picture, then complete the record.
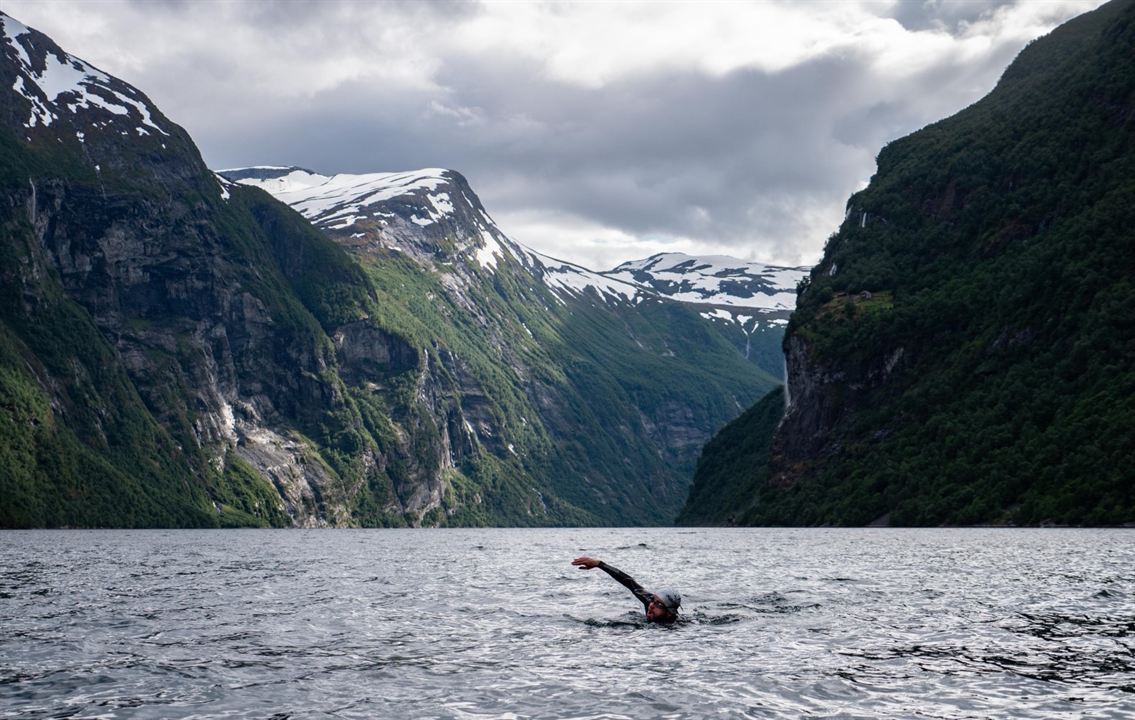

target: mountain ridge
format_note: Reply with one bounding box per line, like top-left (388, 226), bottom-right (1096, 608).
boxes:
top-left (222, 165), bottom-right (807, 375)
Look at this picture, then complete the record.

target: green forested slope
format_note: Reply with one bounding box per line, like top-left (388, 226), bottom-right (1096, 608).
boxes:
top-left (335, 235), bottom-right (777, 526)
top-left (684, 0), bottom-right (1135, 526)
top-left (0, 139), bottom-right (339, 527)
top-left (677, 387), bottom-right (784, 526)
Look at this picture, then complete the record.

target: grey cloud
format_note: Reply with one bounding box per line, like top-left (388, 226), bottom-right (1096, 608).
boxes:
top-left (889, 0), bottom-right (1018, 33)
top-left (399, 52), bottom-right (954, 259)
top-left (9, 0), bottom-right (1102, 267)
top-left (191, 29), bottom-right (1045, 264)
top-left (124, 0), bottom-right (480, 26)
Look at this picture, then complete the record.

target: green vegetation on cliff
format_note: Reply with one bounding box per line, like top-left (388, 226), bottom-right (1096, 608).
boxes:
top-left (677, 387), bottom-right (783, 526)
top-left (685, 0), bottom-right (1135, 527)
top-left (334, 237), bottom-right (776, 525)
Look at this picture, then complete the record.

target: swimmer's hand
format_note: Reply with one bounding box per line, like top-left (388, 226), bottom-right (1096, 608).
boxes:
top-left (572, 556), bottom-right (601, 569)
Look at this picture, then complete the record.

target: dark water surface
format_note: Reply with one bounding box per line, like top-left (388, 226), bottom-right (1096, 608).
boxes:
top-left (1, 528), bottom-right (1132, 719)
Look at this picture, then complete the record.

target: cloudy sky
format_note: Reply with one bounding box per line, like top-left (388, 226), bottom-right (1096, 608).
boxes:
top-left (6, 0), bottom-right (1107, 269)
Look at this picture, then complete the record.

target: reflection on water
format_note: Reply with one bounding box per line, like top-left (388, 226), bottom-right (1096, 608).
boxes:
top-left (1, 528), bottom-right (1132, 719)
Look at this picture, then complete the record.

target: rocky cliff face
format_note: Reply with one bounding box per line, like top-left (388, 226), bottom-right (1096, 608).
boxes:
top-left (0, 13), bottom-right (404, 527)
top-left (774, 332), bottom-right (907, 477)
top-left (0, 14), bottom-right (520, 527)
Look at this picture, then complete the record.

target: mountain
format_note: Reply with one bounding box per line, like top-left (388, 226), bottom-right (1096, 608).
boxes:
top-left (0, 13), bottom-right (403, 528)
top-left (224, 166), bottom-right (807, 379)
top-left (221, 165), bottom-right (783, 525)
top-left (0, 11), bottom-right (777, 528)
top-left (680, 0), bottom-right (1135, 527)
top-left (603, 253), bottom-right (806, 377)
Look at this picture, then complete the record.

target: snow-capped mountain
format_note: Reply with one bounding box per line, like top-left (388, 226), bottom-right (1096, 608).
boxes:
top-left (225, 166), bottom-right (481, 237)
top-left (222, 166), bottom-right (646, 304)
top-left (604, 253), bottom-right (808, 336)
top-left (607, 253), bottom-right (804, 313)
top-left (221, 167), bottom-right (803, 321)
top-left (219, 165), bottom-right (781, 522)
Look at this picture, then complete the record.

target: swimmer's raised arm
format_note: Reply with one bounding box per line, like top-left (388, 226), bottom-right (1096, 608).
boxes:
top-left (571, 556), bottom-right (680, 623)
top-left (571, 556), bottom-right (650, 605)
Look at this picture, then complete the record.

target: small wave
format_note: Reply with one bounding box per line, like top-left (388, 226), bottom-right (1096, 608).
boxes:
top-left (685, 611), bottom-right (746, 626)
top-left (566, 614), bottom-right (647, 629)
top-left (717, 592), bottom-right (821, 615)
top-left (1009, 611), bottom-right (1135, 640)
top-left (717, 601), bottom-right (820, 615)
top-left (844, 639), bottom-right (1135, 691)
top-left (565, 613), bottom-right (699, 630)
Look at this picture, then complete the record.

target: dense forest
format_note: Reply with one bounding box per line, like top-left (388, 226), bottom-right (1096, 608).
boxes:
top-left (682, 0), bottom-right (1135, 527)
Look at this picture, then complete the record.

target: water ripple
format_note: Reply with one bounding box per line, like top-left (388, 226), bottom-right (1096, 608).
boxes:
top-left (1, 528), bottom-right (1133, 719)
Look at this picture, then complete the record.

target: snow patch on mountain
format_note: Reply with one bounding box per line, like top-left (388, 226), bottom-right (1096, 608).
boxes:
top-left (223, 166), bottom-right (453, 231)
top-left (2, 14), bottom-right (169, 135)
top-left (213, 172), bottom-right (235, 202)
top-left (605, 252), bottom-right (805, 312)
top-left (526, 253), bottom-right (641, 304)
top-left (476, 229), bottom-right (505, 270)
top-left (608, 252), bottom-right (808, 336)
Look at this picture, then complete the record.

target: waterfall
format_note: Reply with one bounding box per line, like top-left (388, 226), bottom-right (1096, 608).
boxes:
top-left (783, 354), bottom-right (791, 410)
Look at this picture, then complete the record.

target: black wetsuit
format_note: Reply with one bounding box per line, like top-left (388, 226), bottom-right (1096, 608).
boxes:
top-left (597, 561), bottom-right (654, 613)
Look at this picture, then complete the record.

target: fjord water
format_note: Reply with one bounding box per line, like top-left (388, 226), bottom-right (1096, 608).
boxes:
top-left (1, 529), bottom-right (1131, 719)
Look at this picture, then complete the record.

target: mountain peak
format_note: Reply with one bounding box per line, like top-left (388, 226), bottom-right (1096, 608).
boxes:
top-left (604, 252), bottom-right (807, 314)
top-left (220, 166), bottom-right (468, 232)
top-left (2, 13), bottom-right (170, 138)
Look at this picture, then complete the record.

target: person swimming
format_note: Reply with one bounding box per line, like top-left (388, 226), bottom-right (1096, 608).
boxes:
top-left (571, 556), bottom-right (681, 623)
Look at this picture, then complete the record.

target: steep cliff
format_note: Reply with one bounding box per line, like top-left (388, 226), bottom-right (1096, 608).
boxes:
top-left (682, 0), bottom-right (1135, 527)
top-left (0, 14), bottom-right (440, 527)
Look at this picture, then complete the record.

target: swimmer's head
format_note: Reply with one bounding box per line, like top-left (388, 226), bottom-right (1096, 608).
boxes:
top-left (648, 589), bottom-right (681, 623)
top-left (656, 589), bottom-right (681, 611)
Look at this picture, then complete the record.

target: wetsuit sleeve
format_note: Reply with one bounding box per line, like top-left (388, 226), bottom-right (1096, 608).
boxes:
top-left (596, 561), bottom-right (652, 608)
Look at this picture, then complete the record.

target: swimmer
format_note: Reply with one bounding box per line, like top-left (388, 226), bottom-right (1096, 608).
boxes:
top-left (571, 556), bottom-right (681, 623)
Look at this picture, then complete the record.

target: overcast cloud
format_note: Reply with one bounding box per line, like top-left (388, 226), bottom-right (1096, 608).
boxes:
top-left (6, 0), bottom-right (1107, 269)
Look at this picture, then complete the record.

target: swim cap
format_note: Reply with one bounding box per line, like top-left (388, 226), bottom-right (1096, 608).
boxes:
top-left (655, 588), bottom-right (681, 612)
